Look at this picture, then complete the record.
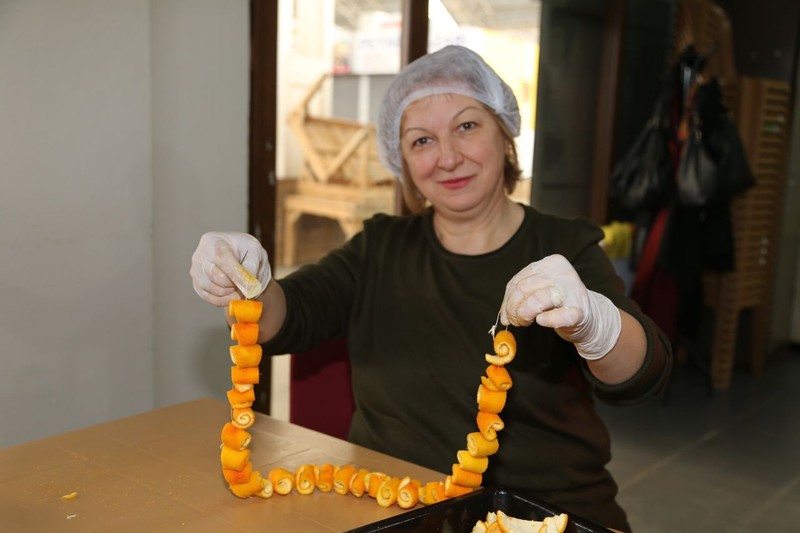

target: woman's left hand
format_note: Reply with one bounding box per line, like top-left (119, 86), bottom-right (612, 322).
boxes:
top-left (500, 254), bottom-right (621, 360)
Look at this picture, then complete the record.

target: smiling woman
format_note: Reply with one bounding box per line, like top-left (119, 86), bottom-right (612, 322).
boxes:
top-left (191, 43), bottom-right (671, 533)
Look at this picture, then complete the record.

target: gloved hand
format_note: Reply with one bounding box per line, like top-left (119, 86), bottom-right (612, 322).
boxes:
top-left (190, 231), bottom-right (271, 306)
top-left (500, 254), bottom-right (621, 360)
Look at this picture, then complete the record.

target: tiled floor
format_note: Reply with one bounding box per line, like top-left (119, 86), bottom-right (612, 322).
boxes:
top-left (599, 347), bottom-right (800, 533)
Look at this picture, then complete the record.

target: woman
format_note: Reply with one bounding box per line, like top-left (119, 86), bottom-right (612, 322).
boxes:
top-left (191, 45), bottom-right (671, 531)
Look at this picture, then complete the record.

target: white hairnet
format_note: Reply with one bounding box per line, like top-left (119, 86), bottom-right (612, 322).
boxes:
top-left (377, 45), bottom-right (521, 178)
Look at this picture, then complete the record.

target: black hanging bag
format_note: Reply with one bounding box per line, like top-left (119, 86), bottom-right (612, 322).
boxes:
top-left (676, 78), bottom-right (755, 207)
top-left (609, 95), bottom-right (675, 211)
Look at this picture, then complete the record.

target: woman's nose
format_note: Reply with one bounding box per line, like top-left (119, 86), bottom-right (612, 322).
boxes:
top-left (437, 138), bottom-right (463, 170)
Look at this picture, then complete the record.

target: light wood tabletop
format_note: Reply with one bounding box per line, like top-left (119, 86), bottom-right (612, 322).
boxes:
top-left (0, 398), bottom-right (446, 532)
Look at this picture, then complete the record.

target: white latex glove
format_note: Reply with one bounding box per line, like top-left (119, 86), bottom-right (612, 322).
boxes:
top-left (190, 231), bottom-right (271, 306)
top-left (500, 254), bottom-right (621, 360)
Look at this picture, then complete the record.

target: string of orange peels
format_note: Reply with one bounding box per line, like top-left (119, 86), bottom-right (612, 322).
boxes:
top-left (218, 299), bottom-right (560, 523)
top-left (219, 299), bottom-right (272, 498)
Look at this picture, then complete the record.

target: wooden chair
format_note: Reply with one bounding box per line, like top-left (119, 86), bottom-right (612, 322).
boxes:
top-left (283, 74), bottom-right (395, 267)
top-left (674, 0), bottom-right (792, 389)
top-left (701, 77), bottom-right (791, 390)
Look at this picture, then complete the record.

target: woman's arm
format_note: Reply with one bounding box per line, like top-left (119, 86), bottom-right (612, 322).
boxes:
top-left (585, 309), bottom-right (646, 385)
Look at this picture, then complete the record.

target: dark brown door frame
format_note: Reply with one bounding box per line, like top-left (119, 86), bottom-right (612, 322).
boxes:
top-left (590, 0), bottom-right (626, 224)
top-left (249, 0), bottom-right (278, 414)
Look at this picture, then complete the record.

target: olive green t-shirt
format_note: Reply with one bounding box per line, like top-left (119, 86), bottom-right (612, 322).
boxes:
top-left (264, 205), bottom-right (671, 530)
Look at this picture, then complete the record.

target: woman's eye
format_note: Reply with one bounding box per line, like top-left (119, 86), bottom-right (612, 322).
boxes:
top-left (412, 136), bottom-right (431, 147)
top-left (459, 121), bottom-right (477, 132)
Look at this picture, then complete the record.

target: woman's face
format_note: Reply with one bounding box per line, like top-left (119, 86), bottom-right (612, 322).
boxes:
top-left (400, 93), bottom-right (507, 216)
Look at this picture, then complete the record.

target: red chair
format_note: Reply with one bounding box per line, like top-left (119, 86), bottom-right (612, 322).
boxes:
top-left (289, 337), bottom-right (355, 441)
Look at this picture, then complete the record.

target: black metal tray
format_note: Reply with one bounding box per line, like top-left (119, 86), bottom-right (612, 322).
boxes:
top-left (346, 487), bottom-right (611, 532)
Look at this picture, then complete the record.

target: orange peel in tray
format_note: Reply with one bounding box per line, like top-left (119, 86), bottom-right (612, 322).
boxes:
top-left (476, 510), bottom-right (569, 533)
top-left (216, 301), bottom-right (528, 513)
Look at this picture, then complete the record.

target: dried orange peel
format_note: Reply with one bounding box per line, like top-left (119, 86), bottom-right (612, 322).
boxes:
top-left (230, 344), bottom-right (262, 367)
top-left (315, 463), bottom-right (335, 492)
top-left (231, 407), bottom-right (255, 429)
top-left (268, 467), bottom-right (295, 495)
top-left (451, 464), bottom-right (482, 487)
top-left (457, 449), bottom-right (489, 474)
top-left (376, 476), bottom-right (401, 508)
top-left (334, 464), bottom-right (358, 495)
top-left (397, 477), bottom-right (421, 509)
top-left (349, 468), bottom-right (370, 498)
top-left (228, 299), bottom-right (263, 323)
top-left (220, 299), bottom-right (270, 498)
top-left (477, 384), bottom-right (507, 414)
top-left (486, 364), bottom-right (513, 391)
top-left (221, 422), bottom-right (251, 450)
top-left (295, 464), bottom-right (316, 495)
top-left (476, 411), bottom-right (505, 441)
top-left (441, 328), bottom-right (517, 497)
top-left (220, 445), bottom-right (250, 471)
top-left (216, 303), bottom-right (527, 511)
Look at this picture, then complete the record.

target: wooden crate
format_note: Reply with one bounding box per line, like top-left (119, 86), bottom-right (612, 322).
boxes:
top-left (283, 74), bottom-right (395, 267)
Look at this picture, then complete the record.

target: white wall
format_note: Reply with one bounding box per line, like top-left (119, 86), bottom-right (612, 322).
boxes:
top-left (151, 1), bottom-right (249, 408)
top-left (0, 0), bottom-right (249, 448)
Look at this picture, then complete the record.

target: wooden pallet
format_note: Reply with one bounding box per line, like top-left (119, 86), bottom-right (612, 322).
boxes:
top-left (283, 74), bottom-right (395, 267)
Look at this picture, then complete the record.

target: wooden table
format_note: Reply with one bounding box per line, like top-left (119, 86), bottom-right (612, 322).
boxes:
top-left (0, 398), bottom-right (445, 532)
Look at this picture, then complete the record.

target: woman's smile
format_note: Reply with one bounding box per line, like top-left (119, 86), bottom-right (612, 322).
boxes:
top-left (439, 176), bottom-right (473, 189)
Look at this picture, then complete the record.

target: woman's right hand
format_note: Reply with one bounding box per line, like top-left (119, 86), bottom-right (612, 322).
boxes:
top-left (190, 231), bottom-right (271, 306)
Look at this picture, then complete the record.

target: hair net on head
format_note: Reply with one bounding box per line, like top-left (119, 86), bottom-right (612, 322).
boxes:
top-left (376, 45), bottom-right (521, 178)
